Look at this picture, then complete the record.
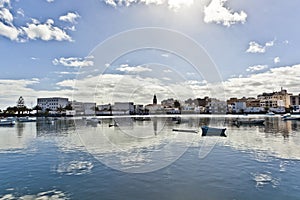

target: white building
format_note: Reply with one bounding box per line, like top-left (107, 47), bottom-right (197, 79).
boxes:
top-left (113, 102), bottom-right (134, 114)
top-left (37, 97), bottom-right (69, 112)
top-left (70, 101), bottom-right (96, 115)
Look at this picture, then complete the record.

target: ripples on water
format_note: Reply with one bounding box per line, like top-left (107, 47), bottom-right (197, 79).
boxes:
top-left (0, 115), bottom-right (300, 199)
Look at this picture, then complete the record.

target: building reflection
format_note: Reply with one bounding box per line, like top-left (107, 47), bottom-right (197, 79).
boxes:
top-left (36, 118), bottom-right (77, 137)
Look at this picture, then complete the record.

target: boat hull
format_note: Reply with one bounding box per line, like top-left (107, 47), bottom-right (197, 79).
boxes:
top-left (201, 126), bottom-right (227, 137)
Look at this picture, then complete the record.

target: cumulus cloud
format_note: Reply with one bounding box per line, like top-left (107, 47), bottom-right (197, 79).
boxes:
top-left (0, 1), bottom-right (74, 42)
top-left (0, 78), bottom-right (73, 109)
top-left (22, 19), bottom-right (72, 41)
top-left (0, 1), bottom-right (21, 41)
top-left (274, 57), bottom-right (280, 64)
top-left (53, 56), bottom-right (94, 67)
top-left (59, 12), bottom-right (80, 24)
top-left (204, 0), bottom-right (247, 27)
top-left (116, 64), bottom-right (152, 73)
top-left (246, 65), bottom-right (268, 72)
top-left (246, 40), bottom-right (275, 54)
top-left (104, 0), bottom-right (194, 11)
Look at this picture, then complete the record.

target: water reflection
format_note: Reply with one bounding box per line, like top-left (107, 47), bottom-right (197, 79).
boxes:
top-left (0, 116), bottom-right (299, 165)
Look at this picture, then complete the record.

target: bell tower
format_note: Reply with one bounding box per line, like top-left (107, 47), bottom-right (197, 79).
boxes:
top-left (153, 94), bottom-right (157, 105)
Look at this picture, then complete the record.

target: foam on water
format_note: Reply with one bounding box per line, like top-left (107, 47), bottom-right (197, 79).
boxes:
top-left (0, 190), bottom-right (68, 200)
top-left (56, 161), bottom-right (93, 176)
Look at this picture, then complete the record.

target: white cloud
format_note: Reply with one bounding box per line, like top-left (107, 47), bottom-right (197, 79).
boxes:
top-left (246, 40), bottom-right (275, 54)
top-left (0, 7), bottom-right (13, 24)
top-left (163, 69), bottom-right (172, 73)
top-left (265, 40), bottom-right (274, 47)
top-left (0, 2), bottom-right (73, 42)
top-left (246, 65), bottom-right (268, 72)
top-left (246, 41), bottom-right (265, 53)
top-left (59, 12), bottom-right (80, 24)
top-left (0, 3), bottom-right (20, 41)
top-left (17, 8), bottom-right (24, 17)
top-left (161, 53), bottom-right (169, 58)
top-left (53, 56), bottom-right (94, 68)
top-left (0, 0), bottom-right (10, 8)
top-left (203, 0), bottom-right (247, 27)
top-left (116, 64), bottom-right (152, 73)
top-left (0, 21), bottom-right (19, 40)
top-left (274, 57), bottom-right (280, 64)
top-left (22, 19), bottom-right (72, 41)
top-left (47, 0), bottom-right (54, 2)
top-left (0, 78), bottom-right (73, 109)
top-left (104, 0), bottom-right (194, 11)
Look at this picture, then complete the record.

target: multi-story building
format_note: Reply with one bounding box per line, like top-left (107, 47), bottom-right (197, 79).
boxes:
top-left (290, 94), bottom-right (300, 112)
top-left (113, 102), bottom-right (134, 114)
top-left (257, 88), bottom-right (291, 109)
top-left (70, 101), bottom-right (96, 115)
top-left (37, 97), bottom-right (69, 112)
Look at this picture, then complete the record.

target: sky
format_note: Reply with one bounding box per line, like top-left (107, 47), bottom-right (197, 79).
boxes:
top-left (1, 0), bottom-right (300, 109)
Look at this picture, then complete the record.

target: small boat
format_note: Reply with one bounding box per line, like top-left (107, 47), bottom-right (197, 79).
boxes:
top-left (201, 126), bottom-right (227, 137)
top-left (172, 128), bottom-right (198, 133)
top-left (233, 118), bottom-right (265, 126)
top-left (281, 113), bottom-right (291, 119)
top-left (283, 116), bottom-right (300, 121)
top-left (266, 111), bottom-right (275, 116)
top-left (86, 117), bottom-right (101, 124)
top-left (0, 118), bottom-right (16, 126)
top-left (109, 121), bottom-right (118, 127)
top-left (18, 116), bottom-right (36, 122)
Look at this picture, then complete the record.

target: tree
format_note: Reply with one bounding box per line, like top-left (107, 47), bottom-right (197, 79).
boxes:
top-left (16, 96), bottom-right (27, 115)
top-left (174, 100), bottom-right (181, 109)
top-left (56, 105), bottom-right (65, 113)
top-left (33, 105), bottom-right (42, 115)
top-left (64, 103), bottom-right (73, 110)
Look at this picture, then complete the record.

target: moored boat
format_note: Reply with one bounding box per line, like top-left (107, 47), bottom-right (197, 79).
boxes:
top-left (0, 118), bottom-right (16, 126)
top-left (283, 116), bottom-right (300, 121)
top-left (233, 118), bottom-right (265, 126)
top-left (18, 116), bottom-right (36, 122)
top-left (201, 126), bottom-right (227, 137)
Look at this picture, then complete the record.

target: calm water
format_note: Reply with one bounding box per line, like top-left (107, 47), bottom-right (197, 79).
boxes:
top-left (1, 115), bottom-right (300, 200)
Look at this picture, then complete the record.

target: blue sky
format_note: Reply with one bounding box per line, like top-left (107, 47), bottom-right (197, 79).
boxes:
top-left (1, 0), bottom-right (300, 109)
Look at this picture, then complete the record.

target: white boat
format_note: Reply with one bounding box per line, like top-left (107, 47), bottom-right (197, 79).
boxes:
top-left (201, 126), bottom-right (227, 137)
top-left (0, 118), bottom-right (16, 126)
top-left (281, 113), bottom-right (291, 119)
top-left (266, 111), bottom-right (275, 116)
top-left (18, 116), bottom-right (36, 122)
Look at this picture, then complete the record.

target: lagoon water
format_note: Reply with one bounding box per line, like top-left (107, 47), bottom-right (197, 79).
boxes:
top-left (1, 115), bottom-right (300, 200)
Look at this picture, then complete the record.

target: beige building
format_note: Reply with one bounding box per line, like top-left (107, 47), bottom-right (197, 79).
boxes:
top-left (257, 88), bottom-right (291, 108)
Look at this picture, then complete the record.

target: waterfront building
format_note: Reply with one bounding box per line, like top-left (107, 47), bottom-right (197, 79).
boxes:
top-left (290, 94), bottom-right (300, 113)
top-left (208, 99), bottom-right (227, 114)
top-left (113, 102), bottom-right (134, 114)
top-left (37, 97), bottom-right (69, 112)
top-left (257, 88), bottom-right (292, 109)
top-left (70, 101), bottom-right (96, 115)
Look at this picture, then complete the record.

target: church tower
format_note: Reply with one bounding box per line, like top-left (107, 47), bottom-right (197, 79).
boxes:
top-left (153, 94), bottom-right (157, 105)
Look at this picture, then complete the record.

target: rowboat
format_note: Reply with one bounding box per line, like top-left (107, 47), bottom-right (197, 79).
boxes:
top-left (201, 126), bottom-right (227, 137)
top-left (233, 118), bottom-right (265, 126)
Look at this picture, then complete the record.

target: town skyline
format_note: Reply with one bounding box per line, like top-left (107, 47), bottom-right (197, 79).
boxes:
top-left (1, 87), bottom-right (300, 115)
top-left (1, 1), bottom-right (300, 111)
